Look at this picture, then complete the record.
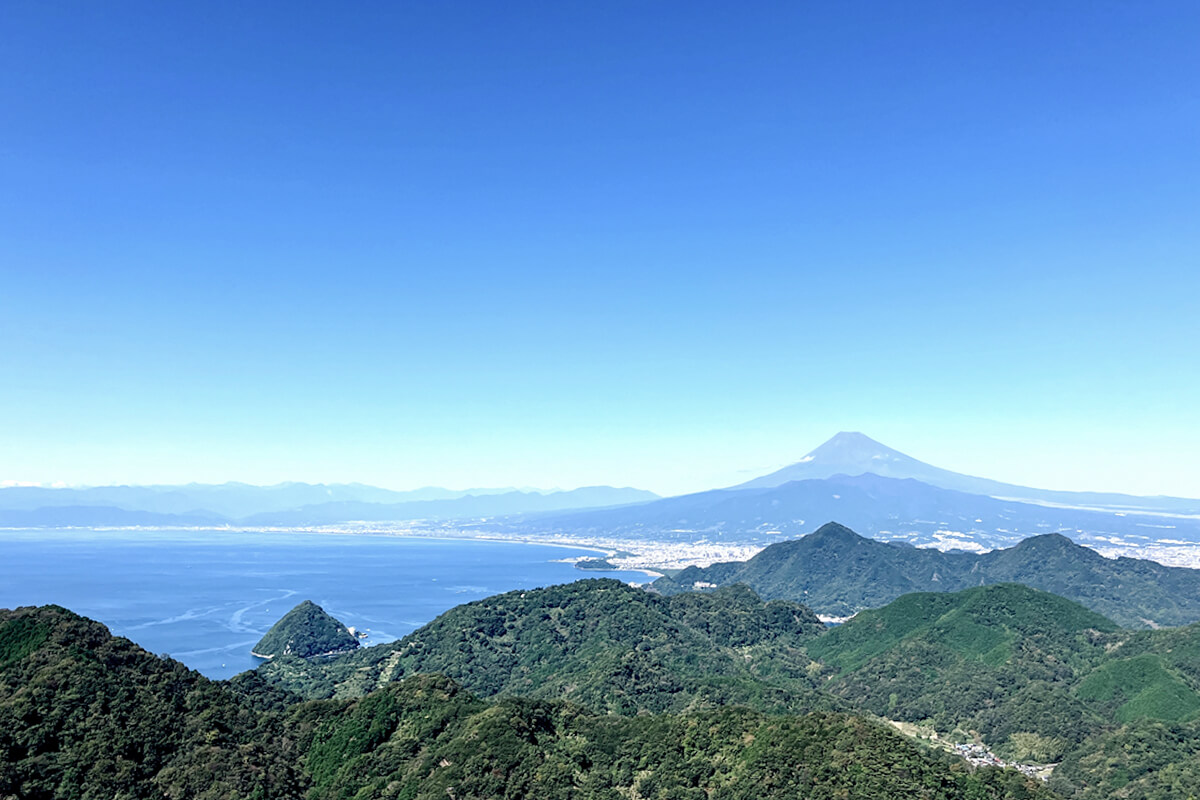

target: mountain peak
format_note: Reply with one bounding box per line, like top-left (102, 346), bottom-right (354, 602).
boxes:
top-left (807, 432), bottom-right (897, 458)
top-left (806, 521), bottom-right (867, 544)
top-left (734, 432), bottom-right (924, 490)
top-left (828, 431), bottom-right (881, 445)
top-left (735, 435), bottom-right (1199, 514)
top-left (1008, 532), bottom-right (1093, 557)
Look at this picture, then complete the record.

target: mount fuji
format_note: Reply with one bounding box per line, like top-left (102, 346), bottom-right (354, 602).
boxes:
top-left (483, 433), bottom-right (1200, 552)
top-left (735, 431), bottom-right (1199, 515)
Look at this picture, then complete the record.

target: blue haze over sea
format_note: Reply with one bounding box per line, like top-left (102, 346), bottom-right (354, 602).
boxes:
top-left (0, 530), bottom-right (644, 679)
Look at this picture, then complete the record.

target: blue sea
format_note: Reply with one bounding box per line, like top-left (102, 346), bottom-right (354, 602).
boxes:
top-left (0, 529), bottom-right (645, 679)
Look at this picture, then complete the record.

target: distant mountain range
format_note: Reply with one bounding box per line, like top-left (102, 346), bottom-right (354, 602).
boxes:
top-left (482, 433), bottom-right (1200, 549)
top-left (5, 433), bottom-right (1198, 544)
top-left (0, 481), bottom-right (462, 517)
top-left (0, 482), bottom-right (658, 528)
top-left (494, 471), bottom-right (1200, 549)
top-left (239, 486), bottom-right (660, 527)
top-left (651, 522), bottom-right (1200, 628)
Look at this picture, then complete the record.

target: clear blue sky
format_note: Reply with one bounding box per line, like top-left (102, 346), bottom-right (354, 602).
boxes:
top-left (2, 2), bottom-right (1198, 497)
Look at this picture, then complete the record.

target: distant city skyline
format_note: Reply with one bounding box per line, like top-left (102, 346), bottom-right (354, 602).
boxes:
top-left (3, 3), bottom-right (1198, 498)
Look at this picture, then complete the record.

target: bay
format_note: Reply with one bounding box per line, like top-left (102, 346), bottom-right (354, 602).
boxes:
top-left (0, 529), bottom-right (645, 679)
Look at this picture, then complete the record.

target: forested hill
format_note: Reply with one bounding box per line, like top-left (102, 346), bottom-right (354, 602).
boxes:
top-left (4, 582), bottom-right (1200, 799)
top-left (802, 583), bottom-right (1200, 799)
top-left (251, 599), bottom-right (359, 659)
top-left (248, 574), bottom-right (1200, 798)
top-left (0, 604), bottom-right (307, 798)
top-left (256, 579), bottom-right (833, 713)
top-left (0, 604), bottom-right (1056, 800)
top-left (294, 675), bottom-right (1053, 800)
top-left (651, 522), bottom-right (1200, 628)
top-left (807, 584), bottom-right (1120, 761)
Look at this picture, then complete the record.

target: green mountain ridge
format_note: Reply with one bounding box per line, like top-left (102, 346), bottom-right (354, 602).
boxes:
top-left (0, 605), bottom-right (307, 799)
top-left (807, 585), bottom-right (1123, 755)
top-left (257, 580), bottom-right (834, 715)
top-left (1052, 717), bottom-right (1200, 800)
top-left (797, 583), bottom-right (1200, 798)
top-left (0, 604), bottom-right (1056, 800)
top-left (297, 674), bottom-right (1052, 800)
top-left (5, 556), bottom-right (1200, 799)
top-left (250, 574), bottom-right (1200, 799)
top-left (652, 522), bottom-right (1200, 628)
top-left (808, 583), bottom-right (1118, 674)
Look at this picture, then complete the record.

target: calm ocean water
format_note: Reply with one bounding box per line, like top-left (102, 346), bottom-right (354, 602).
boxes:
top-left (0, 529), bottom-right (645, 679)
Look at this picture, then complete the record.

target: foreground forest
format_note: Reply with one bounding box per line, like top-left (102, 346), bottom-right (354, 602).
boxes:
top-left (254, 578), bottom-right (1200, 800)
top-left (3, 556), bottom-right (1200, 797)
top-left (0, 604), bottom-right (1051, 800)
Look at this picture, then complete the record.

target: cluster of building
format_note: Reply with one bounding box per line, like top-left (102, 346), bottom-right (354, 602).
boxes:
top-left (953, 743), bottom-right (1050, 781)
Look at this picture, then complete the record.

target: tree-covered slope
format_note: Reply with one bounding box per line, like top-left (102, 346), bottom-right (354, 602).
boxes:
top-left (1068, 621), bottom-right (1200, 729)
top-left (0, 605), bottom-right (306, 799)
top-left (1049, 718), bottom-right (1200, 800)
top-left (256, 580), bottom-right (832, 715)
top-left (975, 534), bottom-right (1200, 630)
top-left (809, 583), bottom-right (1118, 671)
top-left (292, 673), bottom-right (1055, 800)
top-left (652, 522), bottom-right (1200, 628)
top-left (657, 522), bottom-right (959, 614)
top-left (253, 578), bottom-right (1200, 800)
top-left (251, 599), bottom-right (359, 659)
top-left (7, 580), bottom-right (1199, 799)
top-left (0, 604), bottom-right (1059, 800)
top-left (806, 583), bottom-right (1200, 772)
top-left (807, 584), bottom-right (1119, 758)
top-left (252, 578), bottom-right (1200, 767)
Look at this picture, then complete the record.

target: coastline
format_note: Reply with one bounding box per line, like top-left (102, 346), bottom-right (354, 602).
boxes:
top-left (0, 524), bottom-right (765, 575)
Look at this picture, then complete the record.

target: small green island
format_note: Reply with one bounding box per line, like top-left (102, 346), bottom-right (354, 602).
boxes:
top-left (573, 557), bottom-right (618, 571)
top-left (251, 599), bottom-right (360, 659)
